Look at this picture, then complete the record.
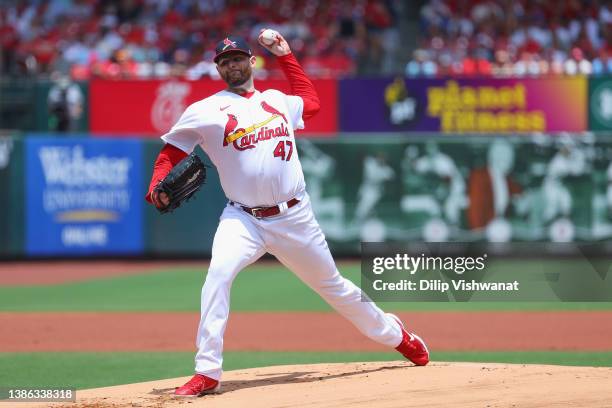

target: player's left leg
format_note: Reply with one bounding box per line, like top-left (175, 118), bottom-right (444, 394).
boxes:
top-left (265, 194), bottom-right (429, 365)
top-left (265, 195), bottom-right (400, 347)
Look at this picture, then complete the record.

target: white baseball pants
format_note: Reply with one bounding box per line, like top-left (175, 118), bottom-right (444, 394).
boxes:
top-left (194, 192), bottom-right (402, 380)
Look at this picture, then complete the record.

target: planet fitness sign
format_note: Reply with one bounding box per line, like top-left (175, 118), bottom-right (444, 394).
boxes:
top-left (339, 77), bottom-right (587, 133)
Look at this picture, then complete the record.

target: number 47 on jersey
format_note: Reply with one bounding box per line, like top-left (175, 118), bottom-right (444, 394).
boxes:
top-left (273, 141), bottom-right (293, 161)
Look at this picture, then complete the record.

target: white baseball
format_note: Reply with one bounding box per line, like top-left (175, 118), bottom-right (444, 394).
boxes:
top-left (261, 29), bottom-right (278, 46)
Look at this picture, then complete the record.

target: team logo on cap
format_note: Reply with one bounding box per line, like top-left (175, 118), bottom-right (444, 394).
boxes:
top-left (222, 38), bottom-right (237, 50)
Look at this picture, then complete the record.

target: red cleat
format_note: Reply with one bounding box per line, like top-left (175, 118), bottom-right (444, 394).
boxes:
top-left (389, 314), bottom-right (430, 366)
top-left (174, 374), bottom-right (221, 396)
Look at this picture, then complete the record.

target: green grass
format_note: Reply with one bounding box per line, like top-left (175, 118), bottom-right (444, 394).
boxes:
top-left (1, 351), bottom-right (611, 390)
top-left (1, 263), bottom-right (611, 312)
top-left (433, 351), bottom-right (612, 367)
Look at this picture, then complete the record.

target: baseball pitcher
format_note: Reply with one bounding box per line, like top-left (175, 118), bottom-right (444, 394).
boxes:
top-left (146, 31), bottom-right (429, 397)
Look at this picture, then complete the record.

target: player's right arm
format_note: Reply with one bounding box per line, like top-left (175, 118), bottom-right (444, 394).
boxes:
top-left (257, 30), bottom-right (321, 121)
top-left (276, 52), bottom-right (320, 120)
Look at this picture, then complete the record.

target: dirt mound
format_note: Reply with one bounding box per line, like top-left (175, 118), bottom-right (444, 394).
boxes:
top-left (15, 361), bottom-right (612, 408)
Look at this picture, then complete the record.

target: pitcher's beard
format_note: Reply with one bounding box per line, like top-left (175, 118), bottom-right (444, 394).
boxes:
top-left (228, 76), bottom-right (248, 87)
top-left (225, 70), bottom-right (250, 87)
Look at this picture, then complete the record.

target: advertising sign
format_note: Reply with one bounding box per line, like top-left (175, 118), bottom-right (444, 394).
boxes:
top-left (297, 135), bottom-right (612, 254)
top-left (0, 135), bottom-right (15, 255)
top-left (589, 77), bottom-right (612, 130)
top-left (339, 78), bottom-right (587, 133)
top-left (90, 79), bottom-right (337, 136)
top-left (25, 137), bottom-right (143, 255)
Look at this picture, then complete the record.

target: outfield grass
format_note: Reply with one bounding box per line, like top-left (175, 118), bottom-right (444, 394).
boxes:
top-left (1, 264), bottom-right (611, 311)
top-left (1, 351), bottom-right (611, 390)
top-left (2, 262), bottom-right (609, 393)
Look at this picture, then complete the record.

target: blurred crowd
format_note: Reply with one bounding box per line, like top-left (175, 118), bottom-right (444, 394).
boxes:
top-left (0, 0), bottom-right (399, 80)
top-left (3, 0), bottom-right (611, 80)
top-left (408, 0), bottom-right (612, 76)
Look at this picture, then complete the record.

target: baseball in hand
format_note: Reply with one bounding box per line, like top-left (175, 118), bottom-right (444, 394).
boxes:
top-left (261, 29), bottom-right (279, 46)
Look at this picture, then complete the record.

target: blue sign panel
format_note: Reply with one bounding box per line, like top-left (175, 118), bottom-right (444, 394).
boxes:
top-left (25, 137), bottom-right (143, 255)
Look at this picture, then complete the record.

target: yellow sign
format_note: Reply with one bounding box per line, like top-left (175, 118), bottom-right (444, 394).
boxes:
top-left (427, 81), bottom-right (546, 132)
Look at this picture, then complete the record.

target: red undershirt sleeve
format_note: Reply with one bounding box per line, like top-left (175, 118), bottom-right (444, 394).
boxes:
top-left (144, 143), bottom-right (188, 203)
top-left (277, 53), bottom-right (321, 120)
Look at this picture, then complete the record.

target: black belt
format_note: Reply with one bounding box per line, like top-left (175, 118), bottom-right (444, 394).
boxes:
top-left (230, 198), bottom-right (300, 219)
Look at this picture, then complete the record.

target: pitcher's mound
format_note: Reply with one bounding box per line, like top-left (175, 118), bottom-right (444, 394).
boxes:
top-left (34, 361), bottom-right (612, 408)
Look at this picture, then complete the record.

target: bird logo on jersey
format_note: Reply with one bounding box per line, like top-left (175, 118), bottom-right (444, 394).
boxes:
top-left (223, 113), bottom-right (240, 147)
top-left (223, 101), bottom-right (289, 151)
top-left (261, 101), bottom-right (287, 124)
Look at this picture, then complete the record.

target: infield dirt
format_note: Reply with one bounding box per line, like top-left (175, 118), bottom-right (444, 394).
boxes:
top-left (13, 361), bottom-right (612, 408)
top-left (3, 311), bottom-right (612, 351)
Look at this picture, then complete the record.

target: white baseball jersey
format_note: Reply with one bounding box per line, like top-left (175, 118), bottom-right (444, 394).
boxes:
top-left (162, 89), bottom-right (306, 207)
top-left (162, 87), bottom-right (411, 384)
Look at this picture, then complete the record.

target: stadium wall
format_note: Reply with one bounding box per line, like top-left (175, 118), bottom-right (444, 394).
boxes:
top-left (3, 76), bottom-right (612, 135)
top-left (1, 75), bottom-right (612, 257)
top-left (1, 133), bottom-right (612, 259)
